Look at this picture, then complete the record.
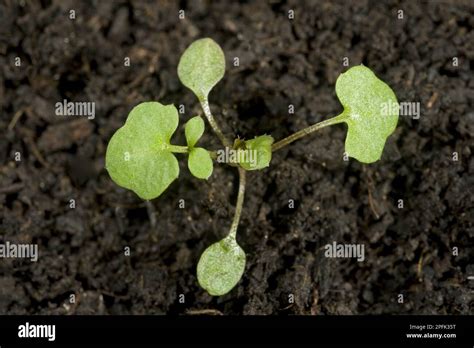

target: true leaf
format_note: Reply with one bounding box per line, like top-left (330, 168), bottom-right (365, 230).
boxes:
top-left (197, 236), bottom-right (246, 296)
top-left (188, 147), bottom-right (213, 180)
top-left (239, 135), bottom-right (274, 171)
top-left (105, 102), bottom-right (180, 200)
top-left (336, 65), bottom-right (399, 163)
top-left (185, 116), bottom-right (205, 148)
top-left (177, 38), bottom-right (225, 101)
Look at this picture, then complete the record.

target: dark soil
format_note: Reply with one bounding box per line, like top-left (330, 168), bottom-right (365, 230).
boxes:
top-left (0, 0), bottom-right (473, 315)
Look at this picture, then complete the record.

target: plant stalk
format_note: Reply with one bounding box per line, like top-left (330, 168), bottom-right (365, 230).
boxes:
top-left (229, 167), bottom-right (246, 240)
top-left (271, 112), bottom-right (347, 152)
top-left (200, 98), bottom-right (232, 149)
top-left (168, 145), bottom-right (189, 153)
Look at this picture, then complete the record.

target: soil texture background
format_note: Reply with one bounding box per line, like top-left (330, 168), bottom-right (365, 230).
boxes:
top-left (0, 0), bottom-right (473, 315)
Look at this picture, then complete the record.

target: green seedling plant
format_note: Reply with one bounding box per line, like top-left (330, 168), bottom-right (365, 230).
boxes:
top-left (106, 38), bottom-right (399, 296)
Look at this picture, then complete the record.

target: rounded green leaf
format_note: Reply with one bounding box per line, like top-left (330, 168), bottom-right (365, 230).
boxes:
top-left (185, 116), bottom-right (205, 148)
top-left (336, 65), bottom-right (399, 163)
top-left (239, 135), bottom-right (274, 171)
top-left (177, 38), bottom-right (225, 101)
top-left (188, 147), bottom-right (213, 180)
top-left (105, 102), bottom-right (180, 200)
top-left (197, 236), bottom-right (246, 296)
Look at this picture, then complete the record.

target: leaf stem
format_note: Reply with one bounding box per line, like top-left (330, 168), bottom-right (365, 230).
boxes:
top-left (168, 145), bottom-right (189, 153)
top-left (228, 167), bottom-right (246, 240)
top-left (200, 98), bottom-right (233, 149)
top-left (208, 150), bottom-right (217, 159)
top-left (271, 112), bottom-right (348, 152)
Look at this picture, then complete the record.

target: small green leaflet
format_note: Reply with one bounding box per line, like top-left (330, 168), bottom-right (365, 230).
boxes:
top-left (239, 135), bottom-right (274, 171)
top-left (185, 116), bottom-right (205, 148)
top-left (188, 147), bottom-right (213, 179)
top-left (177, 38), bottom-right (225, 102)
top-left (197, 236), bottom-right (246, 296)
top-left (105, 102), bottom-right (180, 200)
top-left (185, 116), bottom-right (213, 180)
top-left (336, 65), bottom-right (399, 163)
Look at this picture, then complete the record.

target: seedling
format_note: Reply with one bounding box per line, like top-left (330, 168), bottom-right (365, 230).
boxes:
top-left (106, 38), bottom-right (399, 296)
